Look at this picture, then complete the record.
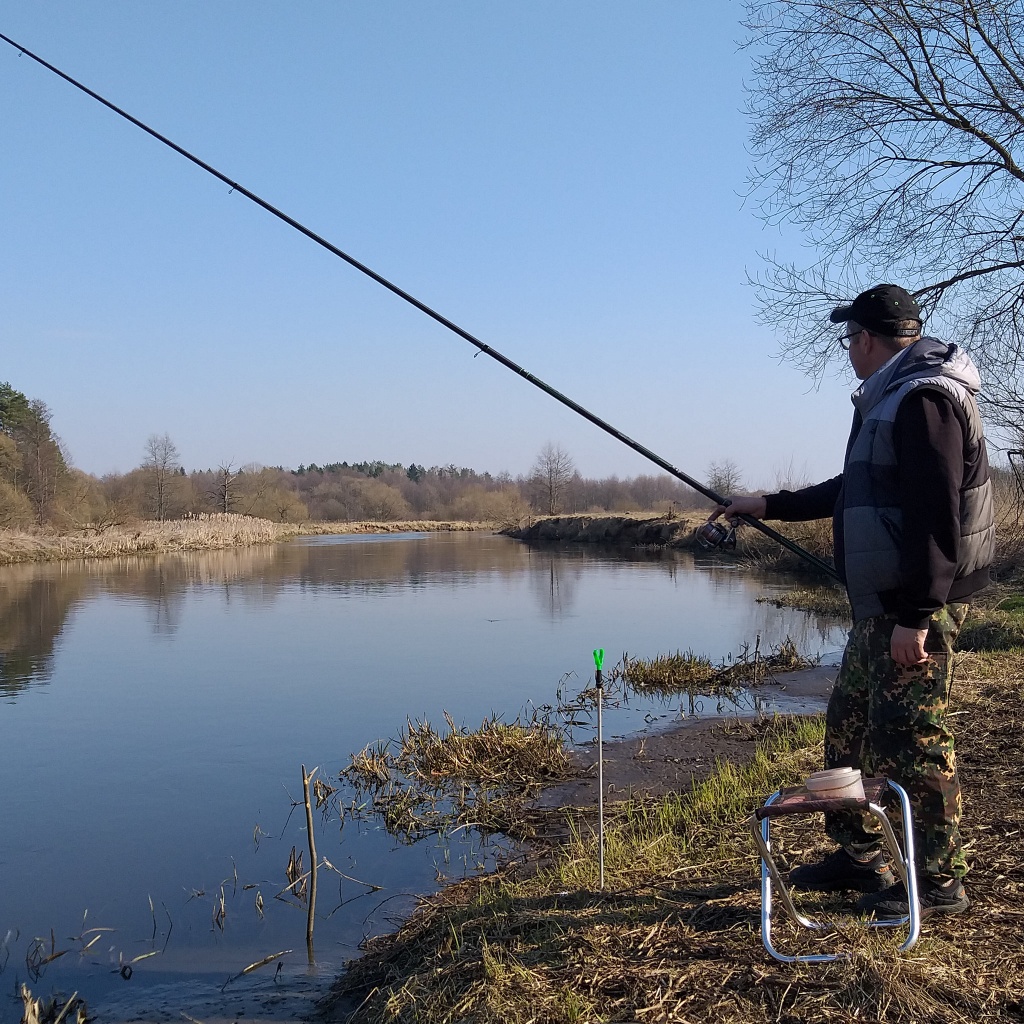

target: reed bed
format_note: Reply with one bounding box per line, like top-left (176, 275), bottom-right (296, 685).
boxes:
top-left (323, 650), bottom-right (1024, 1024)
top-left (0, 514), bottom-right (302, 565)
top-left (756, 585), bottom-right (852, 618)
top-left (396, 711), bottom-right (574, 786)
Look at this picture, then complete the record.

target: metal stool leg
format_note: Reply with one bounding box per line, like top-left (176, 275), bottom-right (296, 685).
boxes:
top-left (750, 779), bottom-right (920, 963)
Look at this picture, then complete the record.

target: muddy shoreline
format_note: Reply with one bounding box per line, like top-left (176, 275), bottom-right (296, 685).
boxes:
top-left (539, 665), bottom-right (837, 807)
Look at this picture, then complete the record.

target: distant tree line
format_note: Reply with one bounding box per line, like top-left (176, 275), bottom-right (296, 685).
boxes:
top-left (0, 384), bottom-right (717, 530)
top-left (6, 379), bottom-right (1018, 531)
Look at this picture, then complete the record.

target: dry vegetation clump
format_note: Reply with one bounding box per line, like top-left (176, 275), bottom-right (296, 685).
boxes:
top-left (340, 713), bottom-right (577, 844)
top-left (395, 712), bottom-right (574, 787)
top-left (18, 984), bottom-right (87, 1024)
top-left (323, 654), bottom-right (1024, 1024)
top-left (614, 638), bottom-right (817, 698)
top-left (727, 517), bottom-right (836, 578)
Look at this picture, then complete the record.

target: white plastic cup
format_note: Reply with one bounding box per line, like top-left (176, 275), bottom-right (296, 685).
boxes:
top-left (804, 767), bottom-right (865, 800)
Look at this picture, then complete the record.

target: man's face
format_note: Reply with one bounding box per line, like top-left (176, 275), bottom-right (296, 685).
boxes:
top-left (842, 326), bottom-right (871, 379)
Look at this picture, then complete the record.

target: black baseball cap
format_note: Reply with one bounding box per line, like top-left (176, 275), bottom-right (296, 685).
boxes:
top-left (830, 284), bottom-right (922, 337)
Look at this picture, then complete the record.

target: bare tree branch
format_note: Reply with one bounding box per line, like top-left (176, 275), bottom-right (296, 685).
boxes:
top-left (744, 0), bottom-right (1024, 441)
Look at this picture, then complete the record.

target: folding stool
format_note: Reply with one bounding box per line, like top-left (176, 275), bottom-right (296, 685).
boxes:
top-left (748, 777), bottom-right (920, 963)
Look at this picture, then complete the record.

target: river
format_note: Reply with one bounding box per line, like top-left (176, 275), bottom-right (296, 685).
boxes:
top-left (0, 532), bottom-right (845, 1020)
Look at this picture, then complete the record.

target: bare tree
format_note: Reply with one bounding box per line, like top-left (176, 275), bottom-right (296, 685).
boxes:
top-left (745, 0), bottom-right (1024, 438)
top-left (706, 458), bottom-right (743, 498)
top-left (210, 462), bottom-right (239, 514)
top-left (142, 433), bottom-right (180, 521)
top-left (529, 443), bottom-right (576, 515)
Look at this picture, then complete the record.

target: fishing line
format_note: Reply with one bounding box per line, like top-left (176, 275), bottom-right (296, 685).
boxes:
top-left (0, 31), bottom-right (839, 581)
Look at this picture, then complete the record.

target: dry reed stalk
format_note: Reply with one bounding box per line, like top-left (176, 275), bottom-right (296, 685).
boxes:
top-left (302, 764), bottom-right (318, 963)
top-left (221, 949), bottom-right (292, 991)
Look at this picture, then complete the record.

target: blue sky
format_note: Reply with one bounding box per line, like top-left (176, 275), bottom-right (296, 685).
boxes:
top-left (0, 3), bottom-right (857, 487)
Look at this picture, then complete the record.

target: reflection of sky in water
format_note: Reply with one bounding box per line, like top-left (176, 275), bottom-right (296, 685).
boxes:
top-left (0, 534), bottom-right (846, 1017)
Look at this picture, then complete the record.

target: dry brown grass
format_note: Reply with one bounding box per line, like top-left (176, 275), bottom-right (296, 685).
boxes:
top-left (730, 518), bottom-right (837, 578)
top-left (395, 712), bottom-right (574, 787)
top-left (322, 654), bottom-right (1024, 1024)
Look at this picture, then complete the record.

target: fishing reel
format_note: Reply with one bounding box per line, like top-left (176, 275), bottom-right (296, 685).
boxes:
top-left (695, 519), bottom-right (737, 551)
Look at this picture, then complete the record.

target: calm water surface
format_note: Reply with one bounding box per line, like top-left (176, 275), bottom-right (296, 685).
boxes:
top-left (0, 533), bottom-right (844, 1018)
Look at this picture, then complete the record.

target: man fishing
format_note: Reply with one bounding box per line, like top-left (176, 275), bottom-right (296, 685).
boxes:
top-left (710, 284), bottom-right (994, 919)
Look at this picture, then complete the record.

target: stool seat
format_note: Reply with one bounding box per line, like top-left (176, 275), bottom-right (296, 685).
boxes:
top-left (748, 777), bottom-right (919, 963)
top-left (754, 776), bottom-right (890, 821)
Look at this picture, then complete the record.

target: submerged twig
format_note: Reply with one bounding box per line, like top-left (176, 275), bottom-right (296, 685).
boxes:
top-left (220, 949), bottom-right (292, 991)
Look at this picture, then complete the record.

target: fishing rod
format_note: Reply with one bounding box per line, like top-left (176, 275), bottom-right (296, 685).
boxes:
top-left (0, 31), bottom-right (839, 581)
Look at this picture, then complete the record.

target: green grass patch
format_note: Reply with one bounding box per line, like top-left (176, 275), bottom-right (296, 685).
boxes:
top-left (959, 607), bottom-right (1024, 651)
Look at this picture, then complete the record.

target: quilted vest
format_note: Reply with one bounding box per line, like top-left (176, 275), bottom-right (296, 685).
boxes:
top-left (842, 338), bottom-right (995, 621)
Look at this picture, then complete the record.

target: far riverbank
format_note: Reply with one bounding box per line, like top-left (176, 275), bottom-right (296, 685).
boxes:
top-left (0, 514), bottom-right (491, 566)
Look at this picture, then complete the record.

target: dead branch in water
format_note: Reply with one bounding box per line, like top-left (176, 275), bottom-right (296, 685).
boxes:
top-left (301, 764), bottom-right (319, 963)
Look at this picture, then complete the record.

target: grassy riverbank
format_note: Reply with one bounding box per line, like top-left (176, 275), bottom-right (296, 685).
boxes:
top-left (0, 515), bottom-right (490, 566)
top-left (323, 630), bottom-right (1024, 1022)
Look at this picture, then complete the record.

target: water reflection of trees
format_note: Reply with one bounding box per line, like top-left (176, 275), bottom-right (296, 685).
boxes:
top-left (0, 548), bottom-right (284, 696)
top-left (0, 564), bottom-right (90, 695)
top-left (526, 551), bottom-right (582, 619)
top-left (520, 541), bottom-right (693, 619)
top-left (0, 534), bottom-right (847, 699)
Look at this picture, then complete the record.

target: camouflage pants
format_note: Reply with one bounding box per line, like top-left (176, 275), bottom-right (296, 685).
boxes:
top-left (824, 603), bottom-right (969, 881)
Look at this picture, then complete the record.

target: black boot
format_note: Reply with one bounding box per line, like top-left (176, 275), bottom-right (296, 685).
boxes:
top-left (788, 848), bottom-right (896, 893)
top-left (856, 876), bottom-right (969, 919)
